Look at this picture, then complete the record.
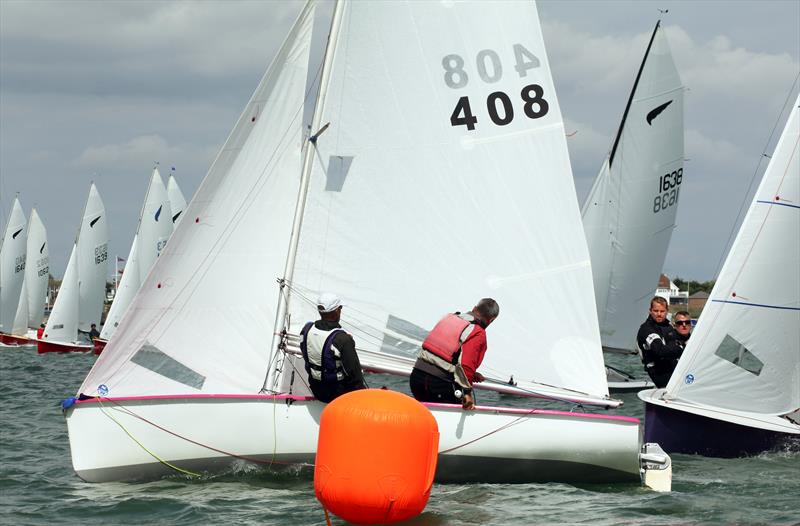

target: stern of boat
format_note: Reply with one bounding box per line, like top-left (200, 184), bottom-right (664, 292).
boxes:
top-left (640, 442), bottom-right (671, 492)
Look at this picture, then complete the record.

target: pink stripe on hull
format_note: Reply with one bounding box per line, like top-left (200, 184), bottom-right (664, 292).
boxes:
top-left (73, 392), bottom-right (640, 423)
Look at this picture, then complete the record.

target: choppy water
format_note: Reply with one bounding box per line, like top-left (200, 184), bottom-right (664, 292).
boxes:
top-left (1, 349), bottom-right (798, 525)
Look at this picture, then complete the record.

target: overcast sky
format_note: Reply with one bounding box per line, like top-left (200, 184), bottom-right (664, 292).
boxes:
top-left (1, 0), bottom-right (798, 283)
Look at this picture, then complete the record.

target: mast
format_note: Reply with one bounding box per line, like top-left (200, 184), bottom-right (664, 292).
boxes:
top-left (608, 20), bottom-right (660, 168)
top-left (262, 0), bottom-right (345, 392)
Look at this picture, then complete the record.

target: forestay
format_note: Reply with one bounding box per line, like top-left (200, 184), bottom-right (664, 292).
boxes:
top-left (0, 198), bottom-right (27, 333)
top-left (76, 183), bottom-right (108, 332)
top-left (100, 169), bottom-right (172, 342)
top-left (79, 2), bottom-right (317, 397)
top-left (25, 209), bottom-right (49, 328)
top-left (283, 1), bottom-right (609, 401)
top-left (582, 22), bottom-right (684, 353)
top-left (665, 95), bottom-right (799, 417)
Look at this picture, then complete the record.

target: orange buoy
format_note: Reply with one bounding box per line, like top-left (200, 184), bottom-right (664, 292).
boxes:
top-left (314, 389), bottom-right (439, 525)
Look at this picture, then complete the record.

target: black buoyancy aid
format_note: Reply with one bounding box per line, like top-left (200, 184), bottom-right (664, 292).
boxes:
top-left (422, 313), bottom-right (474, 364)
top-left (300, 322), bottom-right (346, 383)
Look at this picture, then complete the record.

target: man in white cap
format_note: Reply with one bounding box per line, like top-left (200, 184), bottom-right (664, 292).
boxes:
top-left (299, 292), bottom-right (367, 403)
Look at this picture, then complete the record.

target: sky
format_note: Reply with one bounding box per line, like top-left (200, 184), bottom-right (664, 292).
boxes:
top-left (1, 0), bottom-right (798, 283)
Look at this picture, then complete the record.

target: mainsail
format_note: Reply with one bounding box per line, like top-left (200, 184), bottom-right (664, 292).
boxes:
top-left (0, 198), bottom-right (27, 333)
top-left (167, 173), bottom-right (188, 228)
top-left (582, 22), bottom-right (684, 353)
top-left (76, 183), bottom-right (108, 332)
top-left (276, 1), bottom-right (610, 404)
top-left (25, 209), bottom-right (49, 329)
top-left (662, 95), bottom-right (799, 422)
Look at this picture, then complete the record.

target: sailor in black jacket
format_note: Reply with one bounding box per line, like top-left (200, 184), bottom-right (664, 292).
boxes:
top-left (637, 297), bottom-right (684, 388)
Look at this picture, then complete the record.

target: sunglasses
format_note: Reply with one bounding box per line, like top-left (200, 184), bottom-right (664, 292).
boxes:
top-left (674, 320), bottom-right (691, 327)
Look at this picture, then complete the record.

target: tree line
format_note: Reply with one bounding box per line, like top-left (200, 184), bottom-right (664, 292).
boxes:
top-left (673, 277), bottom-right (716, 294)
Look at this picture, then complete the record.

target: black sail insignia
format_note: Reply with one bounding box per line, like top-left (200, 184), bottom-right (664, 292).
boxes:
top-left (646, 100), bottom-right (673, 125)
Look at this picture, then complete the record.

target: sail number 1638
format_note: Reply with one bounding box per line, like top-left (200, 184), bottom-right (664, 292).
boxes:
top-left (653, 168), bottom-right (683, 214)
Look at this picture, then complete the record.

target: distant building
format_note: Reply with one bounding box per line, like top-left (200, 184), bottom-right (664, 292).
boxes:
top-left (689, 291), bottom-right (710, 312)
top-left (655, 274), bottom-right (688, 305)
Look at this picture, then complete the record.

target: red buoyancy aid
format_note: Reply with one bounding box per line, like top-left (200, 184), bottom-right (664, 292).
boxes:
top-left (422, 313), bottom-right (472, 364)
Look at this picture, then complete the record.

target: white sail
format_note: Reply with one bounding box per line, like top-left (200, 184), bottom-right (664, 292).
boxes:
top-left (25, 208), bottom-right (49, 328)
top-left (663, 95), bottom-right (799, 418)
top-left (100, 236), bottom-right (141, 340)
top-left (582, 22), bottom-right (684, 352)
top-left (0, 197), bottom-right (27, 333)
top-left (80, 1), bottom-right (317, 397)
top-left (11, 278), bottom-right (29, 335)
top-left (276, 1), bottom-right (608, 403)
top-left (167, 173), bottom-right (188, 228)
top-left (76, 183), bottom-right (108, 332)
top-left (136, 168), bottom-right (173, 284)
top-left (99, 170), bottom-right (172, 342)
top-left (43, 245), bottom-right (80, 343)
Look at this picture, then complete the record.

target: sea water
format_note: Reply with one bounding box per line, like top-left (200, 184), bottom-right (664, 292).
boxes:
top-left (1, 350), bottom-right (797, 525)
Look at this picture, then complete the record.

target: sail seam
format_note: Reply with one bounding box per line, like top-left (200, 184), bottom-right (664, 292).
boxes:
top-left (711, 299), bottom-right (800, 311)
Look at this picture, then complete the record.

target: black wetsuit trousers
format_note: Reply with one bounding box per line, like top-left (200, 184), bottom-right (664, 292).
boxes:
top-left (409, 368), bottom-right (460, 404)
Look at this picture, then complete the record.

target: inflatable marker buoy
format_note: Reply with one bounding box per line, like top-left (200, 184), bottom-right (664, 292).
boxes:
top-left (314, 389), bottom-right (439, 525)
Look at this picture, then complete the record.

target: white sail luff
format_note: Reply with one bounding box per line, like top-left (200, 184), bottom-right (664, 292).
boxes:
top-left (0, 198), bottom-right (27, 333)
top-left (665, 95), bottom-right (799, 415)
top-left (25, 208), bottom-right (49, 328)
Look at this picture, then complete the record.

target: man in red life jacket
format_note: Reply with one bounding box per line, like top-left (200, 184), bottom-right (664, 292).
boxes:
top-left (300, 292), bottom-right (367, 403)
top-left (410, 298), bottom-right (499, 410)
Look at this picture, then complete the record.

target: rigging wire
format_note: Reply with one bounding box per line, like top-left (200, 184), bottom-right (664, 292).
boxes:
top-left (712, 72), bottom-right (800, 279)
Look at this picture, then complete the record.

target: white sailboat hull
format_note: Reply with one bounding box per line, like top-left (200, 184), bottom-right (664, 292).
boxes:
top-left (65, 394), bottom-right (644, 484)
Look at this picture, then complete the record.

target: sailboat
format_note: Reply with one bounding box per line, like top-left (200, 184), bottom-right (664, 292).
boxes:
top-left (95, 168), bottom-right (172, 353)
top-left (581, 21), bottom-right (684, 391)
top-left (65, 1), bottom-right (670, 487)
top-left (0, 197), bottom-right (29, 347)
top-left (39, 183), bottom-right (108, 353)
top-left (167, 170), bottom-right (188, 227)
top-left (0, 208), bottom-right (49, 347)
top-left (639, 94), bottom-right (800, 456)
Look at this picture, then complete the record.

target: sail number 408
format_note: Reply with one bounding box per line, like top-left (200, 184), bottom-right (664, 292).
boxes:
top-left (443, 44), bottom-right (549, 130)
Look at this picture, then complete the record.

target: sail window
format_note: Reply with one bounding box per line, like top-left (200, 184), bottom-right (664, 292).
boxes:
top-left (325, 155), bottom-right (353, 192)
top-left (131, 344), bottom-right (206, 389)
top-left (714, 334), bottom-right (764, 376)
top-left (380, 315), bottom-right (428, 357)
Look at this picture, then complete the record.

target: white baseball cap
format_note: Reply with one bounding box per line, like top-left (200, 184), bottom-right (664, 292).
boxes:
top-left (317, 292), bottom-right (343, 313)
